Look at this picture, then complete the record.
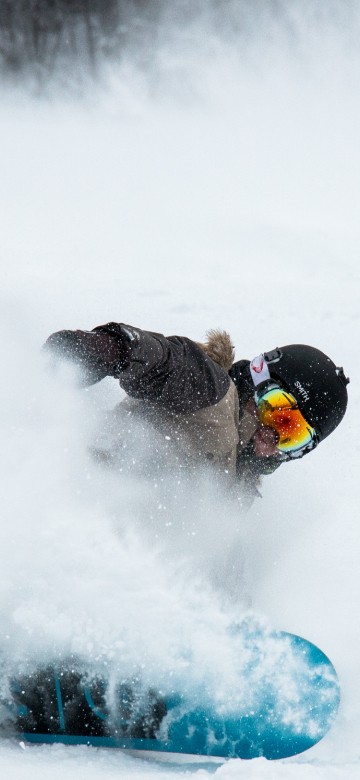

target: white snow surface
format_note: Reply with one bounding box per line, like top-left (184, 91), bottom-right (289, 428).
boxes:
top-left (1, 1), bottom-right (360, 777)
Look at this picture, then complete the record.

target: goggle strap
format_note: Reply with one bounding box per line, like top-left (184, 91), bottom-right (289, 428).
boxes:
top-left (250, 354), bottom-right (271, 387)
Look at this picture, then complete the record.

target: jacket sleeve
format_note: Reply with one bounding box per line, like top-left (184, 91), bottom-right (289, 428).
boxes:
top-left (44, 322), bottom-right (230, 414)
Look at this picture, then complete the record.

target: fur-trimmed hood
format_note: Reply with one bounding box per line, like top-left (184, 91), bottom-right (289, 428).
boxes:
top-left (197, 329), bottom-right (235, 372)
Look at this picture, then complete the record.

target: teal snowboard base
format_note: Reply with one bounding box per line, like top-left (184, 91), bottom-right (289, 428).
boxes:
top-left (9, 630), bottom-right (340, 760)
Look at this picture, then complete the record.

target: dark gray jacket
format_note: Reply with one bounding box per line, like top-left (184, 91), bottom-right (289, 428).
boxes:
top-left (45, 322), bottom-right (280, 497)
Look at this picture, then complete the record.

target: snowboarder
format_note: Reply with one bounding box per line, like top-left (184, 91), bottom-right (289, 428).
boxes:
top-left (44, 322), bottom-right (349, 502)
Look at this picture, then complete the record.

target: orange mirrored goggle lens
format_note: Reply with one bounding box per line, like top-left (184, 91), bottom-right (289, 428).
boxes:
top-left (255, 386), bottom-right (316, 454)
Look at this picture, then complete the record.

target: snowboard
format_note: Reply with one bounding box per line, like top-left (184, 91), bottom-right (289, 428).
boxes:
top-left (7, 629), bottom-right (340, 760)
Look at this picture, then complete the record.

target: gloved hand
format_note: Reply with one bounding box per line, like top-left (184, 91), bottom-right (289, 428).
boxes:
top-left (44, 327), bottom-right (129, 386)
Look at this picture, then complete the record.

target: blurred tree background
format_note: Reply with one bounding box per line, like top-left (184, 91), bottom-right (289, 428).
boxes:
top-left (0, 0), bottom-right (159, 87)
top-left (0, 1), bottom-right (312, 91)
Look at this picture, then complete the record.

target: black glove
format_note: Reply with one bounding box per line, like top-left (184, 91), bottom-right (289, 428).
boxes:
top-left (44, 327), bottom-right (129, 386)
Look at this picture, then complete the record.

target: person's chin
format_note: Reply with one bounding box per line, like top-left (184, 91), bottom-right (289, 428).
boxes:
top-left (253, 437), bottom-right (277, 458)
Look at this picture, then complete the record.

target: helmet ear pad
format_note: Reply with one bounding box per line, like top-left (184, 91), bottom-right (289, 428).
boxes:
top-left (264, 345), bottom-right (349, 443)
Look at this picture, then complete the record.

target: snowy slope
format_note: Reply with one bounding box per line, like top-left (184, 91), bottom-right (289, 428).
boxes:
top-left (0, 2), bottom-right (360, 778)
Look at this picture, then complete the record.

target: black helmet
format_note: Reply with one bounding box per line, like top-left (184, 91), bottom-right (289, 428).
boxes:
top-left (262, 344), bottom-right (349, 443)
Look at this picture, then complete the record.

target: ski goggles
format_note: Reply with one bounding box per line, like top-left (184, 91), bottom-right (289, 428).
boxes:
top-left (254, 384), bottom-right (317, 455)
